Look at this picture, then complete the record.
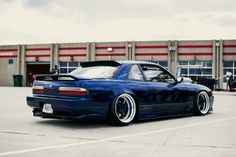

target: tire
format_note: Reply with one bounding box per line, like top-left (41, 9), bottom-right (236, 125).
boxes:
top-left (194, 91), bottom-right (211, 115)
top-left (108, 93), bottom-right (136, 126)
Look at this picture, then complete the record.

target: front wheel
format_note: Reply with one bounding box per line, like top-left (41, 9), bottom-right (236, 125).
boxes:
top-left (194, 91), bottom-right (211, 115)
top-left (109, 94), bottom-right (136, 126)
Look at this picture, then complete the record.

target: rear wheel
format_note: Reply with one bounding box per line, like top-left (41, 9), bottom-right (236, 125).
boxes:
top-left (109, 94), bottom-right (136, 126)
top-left (194, 91), bottom-right (210, 115)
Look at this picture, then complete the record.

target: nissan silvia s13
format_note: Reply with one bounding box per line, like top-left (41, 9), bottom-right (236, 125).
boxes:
top-left (27, 61), bottom-right (214, 126)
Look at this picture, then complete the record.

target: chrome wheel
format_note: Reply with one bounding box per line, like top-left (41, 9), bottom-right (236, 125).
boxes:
top-left (114, 94), bottom-right (136, 124)
top-left (196, 91), bottom-right (210, 115)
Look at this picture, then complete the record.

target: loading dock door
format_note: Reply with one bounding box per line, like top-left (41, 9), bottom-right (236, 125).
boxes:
top-left (26, 63), bottom-right (50, 86)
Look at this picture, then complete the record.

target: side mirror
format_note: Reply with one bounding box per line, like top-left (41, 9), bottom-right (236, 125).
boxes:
top-left (176, 77), bottom-right (183, 83)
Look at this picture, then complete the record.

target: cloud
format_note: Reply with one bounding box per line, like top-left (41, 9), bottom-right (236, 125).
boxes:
top-left (0, 0), bottom-right (235, 44)
top-left (22, 0), bottom-right (52, 8)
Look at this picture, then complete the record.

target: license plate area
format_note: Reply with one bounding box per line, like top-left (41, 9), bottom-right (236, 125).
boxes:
top-left (42, 103), bottom-right (53, 114)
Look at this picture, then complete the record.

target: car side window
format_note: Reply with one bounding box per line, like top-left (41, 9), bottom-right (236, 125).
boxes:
top-left (128, 64), bottom-right (145, 81)
top-left (140, 64), bottom-right (175, 83)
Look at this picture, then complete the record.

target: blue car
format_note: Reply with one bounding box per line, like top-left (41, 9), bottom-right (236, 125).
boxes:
top-left (27, 60), bottom-right (214, 126)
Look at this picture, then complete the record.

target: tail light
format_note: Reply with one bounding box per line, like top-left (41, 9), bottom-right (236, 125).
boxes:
top-left (32, 86), bottom-right (44, 93)
top-left (58, 87), bottom-right (88, 95)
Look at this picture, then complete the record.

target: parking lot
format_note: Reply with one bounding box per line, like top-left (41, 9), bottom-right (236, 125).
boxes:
top-left (0, 87), bottom-right (236, 157)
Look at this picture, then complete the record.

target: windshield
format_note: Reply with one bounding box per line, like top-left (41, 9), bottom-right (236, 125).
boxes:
top-left (69, 66), bottom-right (118, 79)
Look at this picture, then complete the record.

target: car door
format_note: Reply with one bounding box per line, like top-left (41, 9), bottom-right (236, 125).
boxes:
top-left (139, 64), bottom-right (190, 117)
top-left (126, 64), bottom-right (154, 119)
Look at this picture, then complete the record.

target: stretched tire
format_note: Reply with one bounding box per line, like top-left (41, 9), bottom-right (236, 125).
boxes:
top-left (194, 91), bottom-right (211, 115)
top-left (109, 93), bottom-right (136, 126)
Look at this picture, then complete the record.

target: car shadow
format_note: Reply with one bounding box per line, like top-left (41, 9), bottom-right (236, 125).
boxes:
top-left (35, 119), bottom-right (113, 129)
top-left (136, 113), bottom-right (213, 125)
top-left (136, 114), bottom-right (191, 124)
top-left (34, 114), bottom-right (202, 129)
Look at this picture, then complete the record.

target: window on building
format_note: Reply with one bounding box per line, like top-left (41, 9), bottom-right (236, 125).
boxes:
top-left (178, 61), bottom-right (213, 78)
top-left (59, 61), bottom-right (80, 74)
top-left (223, 61), bottom-right (236, 79)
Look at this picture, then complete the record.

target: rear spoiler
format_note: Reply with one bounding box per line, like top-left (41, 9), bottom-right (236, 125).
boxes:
top-left (35, 74), bottom-right (79, 81)
top-left (81, 61), bottom-right (121, 68)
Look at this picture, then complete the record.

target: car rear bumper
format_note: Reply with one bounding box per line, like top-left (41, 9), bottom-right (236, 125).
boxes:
top-left (27, 96), bottom-right (109, 120)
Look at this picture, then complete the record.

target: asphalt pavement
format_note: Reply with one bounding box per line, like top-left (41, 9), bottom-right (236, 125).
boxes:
top-left (0, 87), bottom-right (236, 157)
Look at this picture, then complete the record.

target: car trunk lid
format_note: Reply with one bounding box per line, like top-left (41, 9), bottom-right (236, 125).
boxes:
top-left (32, 75), bottom-right (89, 97)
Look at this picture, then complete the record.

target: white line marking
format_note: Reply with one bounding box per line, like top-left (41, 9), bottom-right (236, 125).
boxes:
top-left (0, 116), bottom-right (235, 156)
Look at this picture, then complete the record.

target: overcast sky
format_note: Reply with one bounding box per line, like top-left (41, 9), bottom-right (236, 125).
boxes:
top-left (0, 0), bottom-right (236, 44)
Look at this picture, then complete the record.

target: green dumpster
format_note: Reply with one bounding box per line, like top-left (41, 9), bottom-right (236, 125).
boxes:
top-left (13, 75), bottom-right (22, 87)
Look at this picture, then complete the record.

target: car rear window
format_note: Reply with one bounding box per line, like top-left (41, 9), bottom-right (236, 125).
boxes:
top-left (69, 66), bottom-right (118, 79)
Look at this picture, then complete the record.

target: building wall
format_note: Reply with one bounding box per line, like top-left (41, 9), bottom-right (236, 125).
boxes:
top-left (223, 40), bottom-right (236, 61)
top-left (58, 43), bottom-right (88, 62)
top-left (25, 44), bottom-right (52, 62)
top-left (177, 40), bottom-right (213, 61)
top-left (0, 45), bottom-right (19, 86)
top-left (0, 39), bottom-right (236, 88)
top-left (134, 41), bottom-right (169, 61)
top-left (94, 42), bottom-right (128, 61)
